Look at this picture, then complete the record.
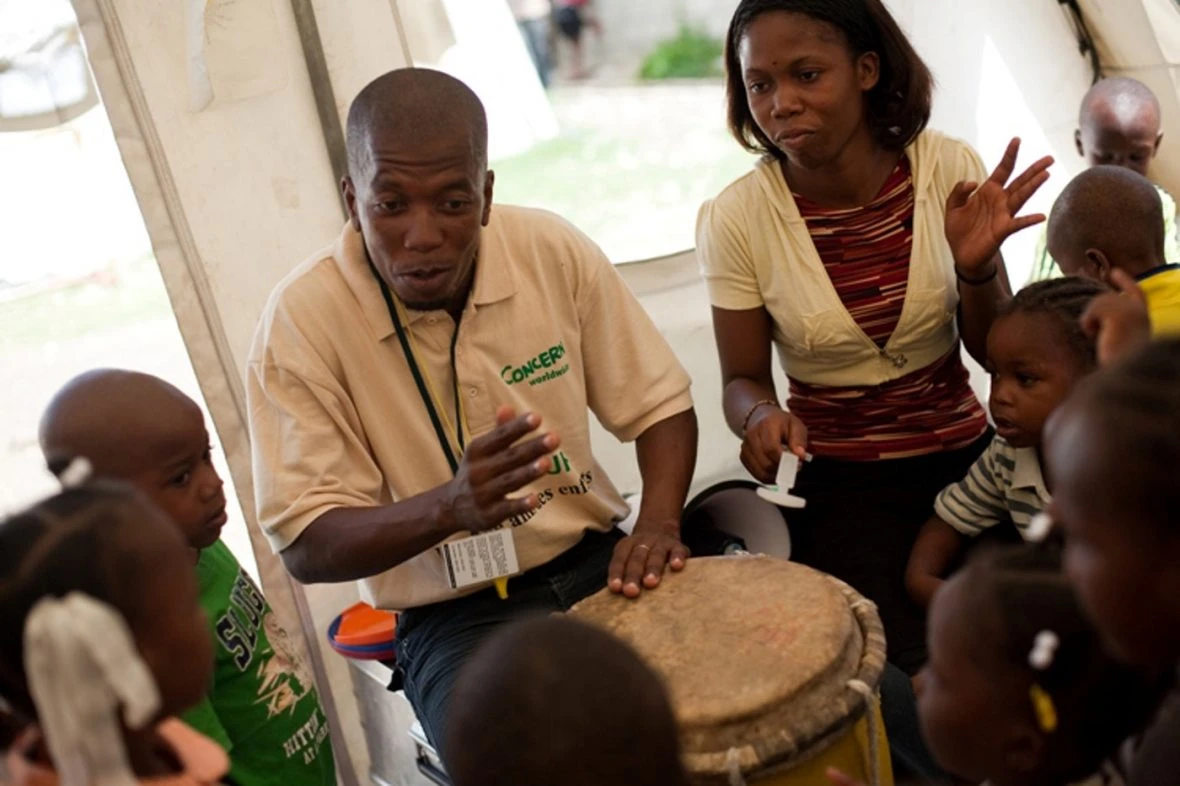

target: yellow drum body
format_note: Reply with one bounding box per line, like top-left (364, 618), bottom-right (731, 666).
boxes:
top-left (569, 556), bottom-right (893, 786)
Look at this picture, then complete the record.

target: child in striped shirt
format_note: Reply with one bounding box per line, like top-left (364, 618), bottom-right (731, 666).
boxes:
top-left (905, 278), bottom-right (1107, 608)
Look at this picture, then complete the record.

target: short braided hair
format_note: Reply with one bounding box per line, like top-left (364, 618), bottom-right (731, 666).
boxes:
top-left (1001, 278), bottom-right (1109, 371)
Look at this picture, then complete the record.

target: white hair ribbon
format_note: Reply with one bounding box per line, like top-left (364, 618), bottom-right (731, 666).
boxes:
top-left (24, 593), bottom-right (162, 786)
top-left (1029, 630), bottom-right (1061, 671)
top-left (58, 457), bottom-right (93, 489)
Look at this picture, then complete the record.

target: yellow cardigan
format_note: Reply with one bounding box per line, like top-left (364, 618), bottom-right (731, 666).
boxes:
top-left (697, 129), bottom-right (988, 388)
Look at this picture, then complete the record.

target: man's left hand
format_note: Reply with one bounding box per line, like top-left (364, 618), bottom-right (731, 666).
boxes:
top-left (608, 521), bottom-right (689, 599)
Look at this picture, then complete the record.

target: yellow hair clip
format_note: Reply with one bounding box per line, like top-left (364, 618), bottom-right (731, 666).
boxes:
top-left (1030, 684), bottom-right (1058, 733)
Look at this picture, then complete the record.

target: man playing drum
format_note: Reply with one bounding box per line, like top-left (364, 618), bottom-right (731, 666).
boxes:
top-left (245, 68), bottom-right (698, 749)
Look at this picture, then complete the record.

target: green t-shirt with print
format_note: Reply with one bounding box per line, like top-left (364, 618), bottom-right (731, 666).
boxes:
top-left (181, 540), bottom-right (335, 786)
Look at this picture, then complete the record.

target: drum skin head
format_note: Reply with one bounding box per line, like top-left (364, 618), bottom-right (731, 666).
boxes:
top-left (569, 555), bottom-right (885, 781)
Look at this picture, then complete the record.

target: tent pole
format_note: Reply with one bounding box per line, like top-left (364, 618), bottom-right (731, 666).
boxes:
top-left (289, 0), bottom-right (350, 217)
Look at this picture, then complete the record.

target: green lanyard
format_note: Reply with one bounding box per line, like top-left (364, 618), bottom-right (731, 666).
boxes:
top-left (367, 255), bottom-right (466, 475)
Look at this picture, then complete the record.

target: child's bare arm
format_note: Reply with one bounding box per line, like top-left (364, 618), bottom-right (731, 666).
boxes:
top-left (906, 516), bottom-right (968, 609)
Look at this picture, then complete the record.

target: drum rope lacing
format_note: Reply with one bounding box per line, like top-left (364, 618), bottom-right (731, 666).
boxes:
top-left (846, 679), bottom-right (883, 786)
top-left (721, 679), bottom-right (883, 786)
top-left (725, 747), bottom-right (745, 786)
top-left (848, 595), bottom-right (884, 786)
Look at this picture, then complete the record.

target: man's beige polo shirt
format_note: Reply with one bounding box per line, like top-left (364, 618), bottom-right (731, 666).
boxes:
top-left (246, 205), bottom-right (693, 609)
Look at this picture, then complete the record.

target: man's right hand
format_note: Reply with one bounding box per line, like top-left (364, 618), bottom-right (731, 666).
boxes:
top-left (740, 405), bottom-right (808, 484)
top-left (441, 406), bottom-right (560, 534)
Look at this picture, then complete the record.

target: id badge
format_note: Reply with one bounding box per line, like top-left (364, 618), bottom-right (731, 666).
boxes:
top-left (442, 528), bottom-right (519, 591)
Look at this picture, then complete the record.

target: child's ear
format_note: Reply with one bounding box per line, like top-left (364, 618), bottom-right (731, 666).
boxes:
top-left (1075, 129), bottom-right (1085, 158)
top-left (1002, 723), bottom-right (1044, 775)
top-left (1085, 248), bottom-right (1112, 281)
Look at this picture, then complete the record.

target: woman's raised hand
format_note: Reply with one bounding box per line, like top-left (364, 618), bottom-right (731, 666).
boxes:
top-left (944, 138), bottom-right (1053, 277)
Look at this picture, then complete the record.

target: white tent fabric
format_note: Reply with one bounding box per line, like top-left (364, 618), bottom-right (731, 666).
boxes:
top-left (0, 0), bottom-right (97, 131)
top-left (68, 1), bottom-right (363, 782)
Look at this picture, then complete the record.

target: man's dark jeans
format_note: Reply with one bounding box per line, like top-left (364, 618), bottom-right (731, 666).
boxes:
top-left (394, 529), bottom-right (622, 750)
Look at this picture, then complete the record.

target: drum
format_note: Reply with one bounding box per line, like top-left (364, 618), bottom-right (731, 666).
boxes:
top-left (569, 555), bottom-right (891, 786)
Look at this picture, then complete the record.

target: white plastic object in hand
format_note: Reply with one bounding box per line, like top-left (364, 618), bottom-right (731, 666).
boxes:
top-left (756, 452), bottom-right (808, 509)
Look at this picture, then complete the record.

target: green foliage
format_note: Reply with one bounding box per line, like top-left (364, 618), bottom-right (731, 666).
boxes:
top-left (639, 27), bottom-right (724, 81)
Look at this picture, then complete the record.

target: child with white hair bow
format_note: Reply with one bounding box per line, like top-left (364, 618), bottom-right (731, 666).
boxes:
top-left (0, 463), bottom-right (227, 786)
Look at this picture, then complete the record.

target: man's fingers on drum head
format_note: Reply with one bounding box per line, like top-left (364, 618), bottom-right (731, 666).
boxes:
top-left (622, 540), bottom-right (655, 597)
top-left (607, 540), bottom-right (632, 594)
top-left (639, 541), bottom-right (670, 590)
top-left (668, 540), bottom-right (689, 571)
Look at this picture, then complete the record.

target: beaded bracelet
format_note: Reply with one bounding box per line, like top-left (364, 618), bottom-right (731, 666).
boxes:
top-left (955, 264), bottom-right (999, 286)
top-left (741, 399), bottom-right (779, 433)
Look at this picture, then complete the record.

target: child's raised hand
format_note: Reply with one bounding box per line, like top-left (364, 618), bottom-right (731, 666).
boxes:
top-left (945, 138), bottom-right (1054, 278)
top-left (1082, 268), bottom-right (1152, 366)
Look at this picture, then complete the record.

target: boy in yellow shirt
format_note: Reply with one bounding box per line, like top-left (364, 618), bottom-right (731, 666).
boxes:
top-left (1047, 165), bottom-right (1180, 335)
top-left (1031, 76), bottom-right (1180, 282)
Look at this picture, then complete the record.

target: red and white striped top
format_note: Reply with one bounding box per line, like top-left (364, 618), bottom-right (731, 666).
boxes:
top-left (789, 157), bottom-right (988, 461)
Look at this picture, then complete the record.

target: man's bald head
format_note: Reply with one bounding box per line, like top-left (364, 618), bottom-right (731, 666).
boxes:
top-left (341, 69), bottom-right (494, 316)
top-left (1080, 77), bottom-right (1161, 129)
top-left (39, 369), bottom-right (204, 477)
top-left (1047, 166), bottom-right (1165, 280)
top-left (345, 68), bottom-right (489, 182)
top-left (1076, 78), bottom-right (1163, 176)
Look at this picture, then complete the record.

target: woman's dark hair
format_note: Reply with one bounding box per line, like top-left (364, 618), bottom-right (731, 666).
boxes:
top-left (724, 0), bottom-right (933, 159)
top-left (0, 483), bottom-right (152, 722)
top-left (1001, 277), bottom-right (1109, 371)
top-left (1067, 337), bottom-right (1180, 533)
top-left (964, 545), bottom-right (1165, 783)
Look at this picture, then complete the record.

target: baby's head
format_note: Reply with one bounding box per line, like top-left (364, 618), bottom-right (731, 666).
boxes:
top-left (918, 545), bottom-right (1163, 786)
top-left (1075, 77), bottom-right (1163, 176)
top-left (986, 278), bottom-right (1105, 449)
top-left (445, 616), bottom-right (689, 786)
top-left (39, 369), bottom-right (227, 552)
top-left (0, 480), bottom-right (212, 735)
top-left (1047, 338), bottom-right (1180, 668)
top-left (1046, 166), bottom-right (1166, 281)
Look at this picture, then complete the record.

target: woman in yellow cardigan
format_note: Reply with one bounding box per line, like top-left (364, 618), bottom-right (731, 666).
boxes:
top-left (698, 0), bottom-right (1051, 674)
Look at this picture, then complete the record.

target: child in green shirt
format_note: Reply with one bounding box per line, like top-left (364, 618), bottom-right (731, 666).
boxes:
top-left (38, 368), bottom-right (336, 786)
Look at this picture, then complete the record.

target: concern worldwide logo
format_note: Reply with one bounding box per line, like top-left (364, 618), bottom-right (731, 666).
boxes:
top-left (501, 341), bottom-right (571, 387)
